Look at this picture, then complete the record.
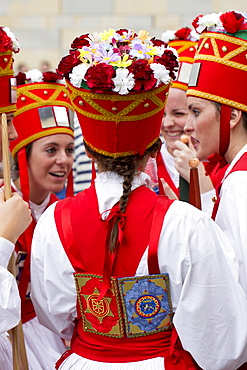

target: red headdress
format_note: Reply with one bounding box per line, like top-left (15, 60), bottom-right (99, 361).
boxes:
top-left (0, 26), bottom-right (20, 114)
top-left (187, 11), bottom-right (247, 156)
top-left (10, 69), bottom-right (74, 200)
top-left (162, 27), bottom-right (199, 91)
top-left (57, 28), bottom-right (179, 158)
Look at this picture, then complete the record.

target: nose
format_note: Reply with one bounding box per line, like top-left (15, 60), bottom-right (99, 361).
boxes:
top-left (55, 150), bottom-right (70, 165)
top-left (162, 113), bottom-right (174, 129)
top-left (184, 116), bottom-right (194, 136)
top-left (8, 122), bottom-right (18, 141)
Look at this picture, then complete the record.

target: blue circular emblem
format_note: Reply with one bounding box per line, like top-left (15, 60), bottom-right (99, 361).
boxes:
top-left (135, 295), bottom-right (161, 318)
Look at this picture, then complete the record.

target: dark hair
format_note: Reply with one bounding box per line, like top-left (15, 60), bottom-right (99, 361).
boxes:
top-left (11, 142), bottom-right (33, 178)
top-left (84, 138), bottom-right (161, 251)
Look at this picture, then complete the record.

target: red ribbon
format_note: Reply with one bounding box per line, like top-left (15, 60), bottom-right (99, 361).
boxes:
top-left (204, 152), bottom-right (228, 177)
top-left (99, 207), bottom-right (126, 299)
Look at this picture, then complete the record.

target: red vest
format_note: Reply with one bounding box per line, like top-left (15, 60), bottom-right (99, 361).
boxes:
top-left (15, 192), bottom-right (58, 323)
top-left (55, 185), bottom-right (200, 369)
top-left (212, 152), bottom-right (247, 220)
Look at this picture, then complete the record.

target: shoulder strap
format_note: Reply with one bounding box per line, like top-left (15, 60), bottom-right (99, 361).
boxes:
top-left (55, 197), bottom-right (77, 253)
top-left (148, 196), bottom-right (175, 275)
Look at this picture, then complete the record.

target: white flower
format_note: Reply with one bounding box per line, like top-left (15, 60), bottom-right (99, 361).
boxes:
top-left (150, 63), bottom-right (170, 86)
top-left (197, 13), bottom-right (223, 33)
top-left (3, 27), bottom-right (20, 52)
top-left (161, 30), bottom-right (176, 43)
top-left (70, 64), bottom-right (89, 88)
top-left (112, 68), bottom-right (135, 95)
top-left (190, 29), bottom-right (200, 41)
top-left (26, 69), bottom-right (43, 83)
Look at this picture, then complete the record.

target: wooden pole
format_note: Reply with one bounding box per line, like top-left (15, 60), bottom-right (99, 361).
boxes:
top-left (2, 113), bottom-right (29, 370)
top-left (179, 134), bottom-right (190, 202)
top-left (189, 157), bottom-right (202, 210)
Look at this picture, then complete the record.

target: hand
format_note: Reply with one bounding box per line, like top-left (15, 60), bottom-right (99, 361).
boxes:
top-left (0, 190), bottom-right (32, 244)
top-left (173, 138), bottom-right (196, 182)
top-left (160, 178), bottom-right (178, 200)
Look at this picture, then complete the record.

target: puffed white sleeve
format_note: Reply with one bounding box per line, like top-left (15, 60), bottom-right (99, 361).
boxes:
top-left (30, 203), bottom-right (77, 341)
top-left (161, 201), bottom-right (247, 370)
top-left (0, 237), bottom-right (20, 334)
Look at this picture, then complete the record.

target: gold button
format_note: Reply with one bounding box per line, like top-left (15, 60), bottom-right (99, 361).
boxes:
top-left (189, 47), bottom-right (194, 52)
top-left (63, 93), bottom-right (67, 98)
top-left (112, 107), bottom-right (117, 111)
top-left (79, 100), bottom-right (83, 106)
top-left (3, 58), bottom-right (8, 63)
top-left (222, 46), bottom-right (227, 52)
top-left (144, 103), bottom-right (149, 108)
top-left (204, 43), bottom-right (210, 49)
top-left (212, 196), bottom-right (217, 203)
top-left (43, 90), bottom-right (48, 95)
top-left (21, 96), bottom-right (26, 102)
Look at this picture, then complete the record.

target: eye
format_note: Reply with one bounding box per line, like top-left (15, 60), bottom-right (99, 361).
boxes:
top-left (193, 108), bottom-right (200, 117)
top-left (66, 147), bottom-right (74, 154)
top-left (46, 147), bottom-right (56, 154)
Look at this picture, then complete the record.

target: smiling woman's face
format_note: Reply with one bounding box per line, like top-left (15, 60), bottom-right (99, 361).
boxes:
top-left (184, 96), bottom-right (220, 161)
top-left (27, 134), bottom-right (74, 203)
top-left (161, 88), bottom-right (188, 154)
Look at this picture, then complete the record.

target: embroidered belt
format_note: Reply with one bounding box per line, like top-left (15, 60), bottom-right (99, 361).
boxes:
top-left (74, 273), bottom-right (173, 338)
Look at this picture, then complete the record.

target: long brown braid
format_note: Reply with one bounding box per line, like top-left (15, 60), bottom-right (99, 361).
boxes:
top-left (84, 138), bottom-right (161, 251)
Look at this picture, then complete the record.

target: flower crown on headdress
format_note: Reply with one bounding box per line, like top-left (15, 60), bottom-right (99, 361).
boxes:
top-left (0, 26), bottom-right (20, 53)
top-left (57, 28), bottom-right (179, 95)
top-left (15, 68), bottom-right (63, 86)
top-left (162, 27), bottom-right (199, 43)
top-left (192, 10), bottom-right (247, 35)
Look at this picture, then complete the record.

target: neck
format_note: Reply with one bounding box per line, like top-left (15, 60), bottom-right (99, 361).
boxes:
top-left (225, 127), bottom-right (247, 163)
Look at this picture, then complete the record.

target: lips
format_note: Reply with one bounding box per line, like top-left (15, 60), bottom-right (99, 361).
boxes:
top-left (49, 171), bottom-right (66, 178)
top-left (166, 130), bottom-right (183, 138)
top-left (191, 136), bottom-right (199, 149)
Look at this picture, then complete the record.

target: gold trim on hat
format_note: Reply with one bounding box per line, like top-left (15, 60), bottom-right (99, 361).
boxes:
top-left (15, 83), bottom-right (73, 117)
top-left (11, 127), bottom-right (74, 158)
top-left (195, 32), bottom-right (247, 72)
top-left (187, 89), bottom-right (247, 112)
top-left (84, 136), bottom-right (159, 158)
top-left (0, 104), bottom-right (16, 114)
top-left (68, 83), bottom-right (169, 124)
top-left (0, 51), bottom-right (13, 76)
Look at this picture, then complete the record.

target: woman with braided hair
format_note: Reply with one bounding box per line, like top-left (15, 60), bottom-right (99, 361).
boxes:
top-left (30, 28), bottom-right (247, 370)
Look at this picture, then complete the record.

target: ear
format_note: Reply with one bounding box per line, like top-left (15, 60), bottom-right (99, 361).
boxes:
top-left (230, 108), bottom-right (242, 129)
top-left (85, 148), bottom-right (94, 159)
top-left (149, 150), bottom-right (158, 159)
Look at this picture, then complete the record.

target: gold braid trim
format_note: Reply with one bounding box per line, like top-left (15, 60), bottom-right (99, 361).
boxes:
top-left (178, 56), bottom-right (194, 63)
top-left (84, 136), bottom-right (159, 158)
top-left (15, 84), bottom-right (72, 116)
top-left (69, 83), bottom-right (169, 123)
top-left (187, 89), bottom-right (247, 112)
top-left (194, 54), bottom-right (247, 71)
top-left (11, 128), bottom-right (74, 158)
top-left (0, 104), bottom-right (16, 114)
top-left (0, 51), bottom-right (13, 76)
top-left (172, 82), bottom-right (187, 91)
top-left (169, 41), bottom-right (197, 54)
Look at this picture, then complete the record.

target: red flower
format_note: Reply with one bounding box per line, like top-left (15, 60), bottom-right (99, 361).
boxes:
top-left (71, 34), bottom-right (90, 49)
top-left (128, 59), bottom-right (156, 91)
top-left (116, 29), bottom-right (129, 36)
top-left (15, 72), bottom-right (27, 86)
top-left (192, 15), bottom-right (203, 32)
top-left (175, 27), bottom-right (191, 40)
top-left (150, 37), bottom-right (167, 47)
top-left (85, 63), bottom-right (115, 93)
top-left (56, 50), bottom-right (80, 78)
top-left (220, 11), bottom-right (245, 33)
top-left (154, 51), bottom-right (179, 80)
top-left (0, 28), bottom-right (12, 52)
top-left (43, 71), bottom-right (61, 82)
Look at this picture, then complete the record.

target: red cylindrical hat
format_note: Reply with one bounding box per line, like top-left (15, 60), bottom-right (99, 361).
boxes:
top-left (57, 28), bottom-right (179, 158)
top-left (0, 27), bottom-right (20, 114)
top-left (66, 80), bottom-right (170, 158)
top-left (162, 28), bottom-right (199, 91)
top-left (187, 12), bottom-right (247, 112)
top-left (10, 74), bottom-right (74, 158)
